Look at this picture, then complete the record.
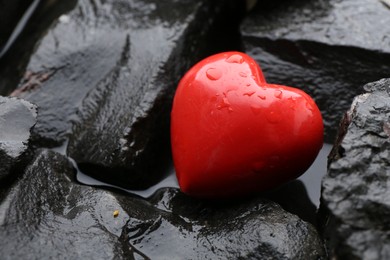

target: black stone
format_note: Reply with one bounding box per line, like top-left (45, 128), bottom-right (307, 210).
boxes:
top-left (0, 96), bottom-right (36, 187)
top-left (12, 0), bottom-right (244, 189)
top-left (0, 149), bottom-right (325, 259)
top-left (0, 0), bottom-right (32, 51)
top-left (0, 150), bottom-right (137, 259)
top-left (319, 78), bottom-right (390, 259)
top-left (125, 188), bottom-right (326, 259)
top-left (241, 0), bottom-right (390, 143)
top-left (0, 0), bottom-right (77, 95)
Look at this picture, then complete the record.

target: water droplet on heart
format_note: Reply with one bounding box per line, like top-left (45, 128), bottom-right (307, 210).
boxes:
top-left (239, 72), bottom-right (247, 78)
top-left (274, 89), bottom-right (283, 99)
top-left (250, 105), bottom-right (262, 115)
top-left (257, 94), bottom-right (266, 100)
top-left (246, 83), bottom-right (251, 87)
top-left (251, 75), bottom-right (256, 80)
top-left (265, 111), bottom-right (281, 124)
top-left (287, 96), bottom-right (297, 110)
top-left (266, 111), bottom-right (281, 123)
top-left (306, 101), bottom-right (314, 111)
top-left (206, 68), bottom-right (222, 80)
top-left (226, 54), bottom-right (244, 64)
top-left (244, 91), bottom-right (255, 97)
top-left (252, 161), bottom-right (266, 173)
top-left (217, 97), bottom-right (231, 110)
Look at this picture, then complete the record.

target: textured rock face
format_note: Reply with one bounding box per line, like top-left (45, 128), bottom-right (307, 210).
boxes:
top-left (12, 0), bottom-right (243, 189)
top-left (241, 0), bottom-right (390, 142)
top-left (126, 188), bottom-right (325, 259)
top-left (0, 0), bottom-right (77, 95)
top-left (0, 150), bottom-right (325, 259)
top-left (0, 150), bottom-right (132, 259)
top-left (0, 96), bottom-right (36, 184)
top-left (320, 78), bottom-right (390, 259)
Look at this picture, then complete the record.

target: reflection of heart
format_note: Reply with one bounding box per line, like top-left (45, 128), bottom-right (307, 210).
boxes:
top-left (171, 52), bottom-right (323, 198)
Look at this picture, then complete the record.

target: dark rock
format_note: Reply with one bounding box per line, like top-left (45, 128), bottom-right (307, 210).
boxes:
top-left (0, 96), bottom-right (36, 187)
top-left (0, 149), bottom-right (325, 259)
top-left (0, 149), bottom-right (139, 259)
top-left (12, 0), bottom-right (244, 189)
top-left (0, 0), bottom-right (77, 95)
top-left (319, 78), bottom-right (390, 259)
top-left (0, 0), bottom-right (32, 51)
top-left (125, 188), bottom-right (326, 259)
top-left (241, 0), bottom-right (390, 143)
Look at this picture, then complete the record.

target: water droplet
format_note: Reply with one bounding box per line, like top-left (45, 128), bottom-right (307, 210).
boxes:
top-left (226, 54), bottom-right (244, 64)
top-left (206, 68), bottom-right (222, 80)
top-left (266, 111), bottom-right (281, 124)
top-left (246, 83), bottom-right (251, 87)
top-left (306, 101), bottom-right (314, 111)
top-left (251, 75), bottom-right (256, 80)
top-left (250, 105), bottom-right (262, 115)
top-left (244, 91), bottom-right (255, 97)
top-left (287, 96), bottom-right (297, 110)
top-left (257, 94), bottom-right (266, 100)
top-left (239, 72), bottom-right (247, 78)
top-left (274, 89), bottom-right (283, 99)
top-left (252, 161), bottom-right (266, 173)
top-left (217, 97), bottom-right (231, 110)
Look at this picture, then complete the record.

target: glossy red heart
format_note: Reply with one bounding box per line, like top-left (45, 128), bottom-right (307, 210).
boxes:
top-left (171, 51), bottom-right (323, 198)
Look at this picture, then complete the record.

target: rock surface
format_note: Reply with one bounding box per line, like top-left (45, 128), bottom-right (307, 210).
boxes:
top-left (0, 149), bottom-right (325, 259)
top-left (241, 0), bottom-right (390, 142)
top-left (0, 150), bottom-right (132, 259)
top-left (0, 0), bottom-right (77, 95)
top-left (320, 78), bottom-right (390, 259)
top-left (127, 188), bottom-right (325, 259)
top-left (12, 0), bottom-right (244, 189)
top-left (0, 0), bottom-right (32, 52)
top-left (0, 96), bottom-right (36, 185)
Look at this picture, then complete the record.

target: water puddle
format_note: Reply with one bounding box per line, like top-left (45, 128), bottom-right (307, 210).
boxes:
top-left (298, 143), bottom-right (332, 206)
top-left (76, 164), bottom-right (179, 198)
top-left (73, 142), bottom-right (331, 205)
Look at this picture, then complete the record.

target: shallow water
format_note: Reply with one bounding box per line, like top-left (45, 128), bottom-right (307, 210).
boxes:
top-left (298, 143), bottom-right (332, 206)
top-left (75, 143), bottom-right (332, 205)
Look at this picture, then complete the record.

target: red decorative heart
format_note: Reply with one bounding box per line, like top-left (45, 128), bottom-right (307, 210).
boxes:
top-left (171, 51), bottom-right (323, 198)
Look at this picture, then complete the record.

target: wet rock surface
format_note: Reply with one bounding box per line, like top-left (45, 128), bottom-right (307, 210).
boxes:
top-left (126, 188), bottom-right (325, 259)
top-left (0, 150), bottom-right (132, 259)
top-left (0, 96), bottom-right (36, 186)
top-left (320, 78), bottom-right (390, 259)
top-left (0, 0), bottom-right (32, 51)
top-left (241, 0), bottom-right (390, 142)
top-left (0, 149), bottom-right (325, 259)
top-left (12, 0), bottom-right (243, 189)
top-left (0, 0), bottom-right (77, 95)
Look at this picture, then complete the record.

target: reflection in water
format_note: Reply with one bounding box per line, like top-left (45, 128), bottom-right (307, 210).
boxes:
top-left (76, 163), bottom-right (179, 199)
top-left (76, 143), bottom-right (332, 205)
top-left (298, 143), bottom-right (332, 207)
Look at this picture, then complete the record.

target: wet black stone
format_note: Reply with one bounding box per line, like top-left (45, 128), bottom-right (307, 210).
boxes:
top-left (0, 96), bottom-right (36, 187)
top-left (0, 149), bottom-right (325, 259)
top-left (12, 0), bottom-right (244, 189)
top-left (0, 0), bottom-right (77, 95)
top-left (125, 188), bottom-right (325, 259)
top-left (319, 78), bottom-right (390, 259)
top-left (0, 150), bottom-right (136, 259)
top-left (241, 0), bottom-right (390, 143)
top-left (0, 0), bottom-right (32, 51)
